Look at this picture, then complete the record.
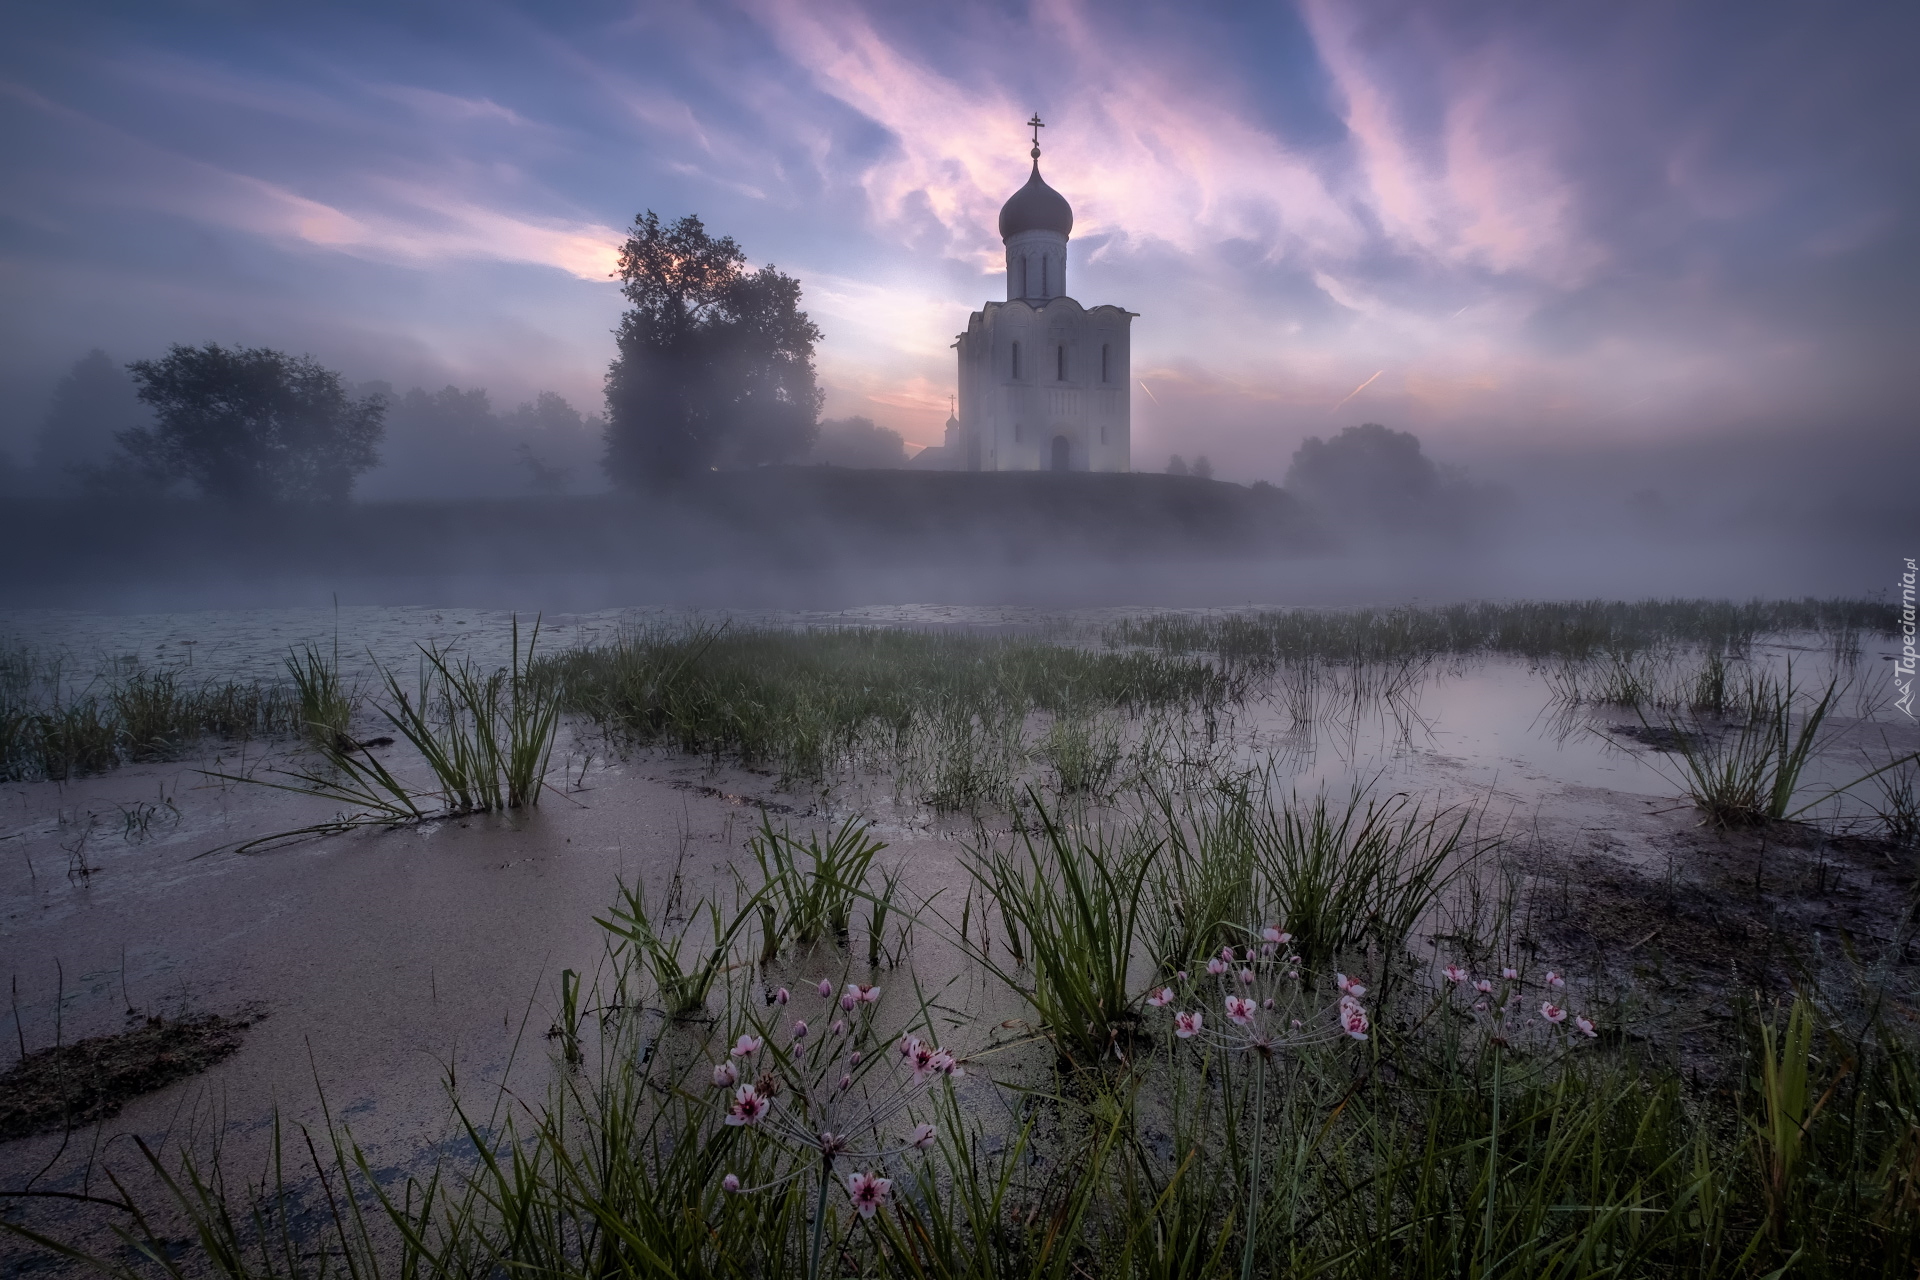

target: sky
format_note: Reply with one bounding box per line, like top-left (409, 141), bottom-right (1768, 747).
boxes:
top-left (2, 0), bottom-right (1915, 486)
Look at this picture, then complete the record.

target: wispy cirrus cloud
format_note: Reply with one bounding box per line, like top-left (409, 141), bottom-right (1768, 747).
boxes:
top-left (0, 75), bottom-right (620, 281)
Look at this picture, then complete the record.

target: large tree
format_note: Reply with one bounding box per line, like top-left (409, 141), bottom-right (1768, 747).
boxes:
top-left (119, 344), bottom-right (385, 503)
top-left (603, 212), bottom-right (823, 486)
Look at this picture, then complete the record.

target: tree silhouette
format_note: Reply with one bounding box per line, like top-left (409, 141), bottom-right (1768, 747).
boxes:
top-left (603, 212), bottom-right (822, 486)
top-left (119, 344), bottom-right (384, 503)
top-left (32, 350), bottom-right (146, 483)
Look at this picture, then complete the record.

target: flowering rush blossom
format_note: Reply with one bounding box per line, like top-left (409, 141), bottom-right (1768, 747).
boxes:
top-left (1437, 960), bottom-right (1598, 1046)
top-left (725, 1084), bottom-right (770, 1126)
top-left (715, 976), bottom-right (958, 1219)
top-left (846, 1171), bottom-right (892, 1218)
top-left (1159, 926), bottom-right (1373, 1059)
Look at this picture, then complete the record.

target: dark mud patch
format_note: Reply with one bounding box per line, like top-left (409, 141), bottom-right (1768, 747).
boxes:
top-left (1607, 723), bottom-right (1712, 753)
top-left (1527, 816), bottom-right (1920, 1071)
top-left (0, 1009), bottom-right (262, 1141)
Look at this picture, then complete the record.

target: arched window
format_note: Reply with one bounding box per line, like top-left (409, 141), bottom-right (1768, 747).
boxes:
top-left (1019, 257), bottom-right (1029, 299)
top-left (1041, 256), bottom-right (1049, 298)
top-left (1056, 345), bottom-right (1066, 381)
top-left (1011, 341), bottom-right (1021, 380)
top-left (1101, 343), bottom-right (1110, 382)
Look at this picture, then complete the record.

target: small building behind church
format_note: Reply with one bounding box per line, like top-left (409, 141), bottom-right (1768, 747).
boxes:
top-left (916, 122), bottom-right (1134, 473)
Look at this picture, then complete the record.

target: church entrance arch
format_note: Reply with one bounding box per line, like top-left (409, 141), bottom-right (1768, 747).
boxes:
top-left (1050, 435), bottom-right (1071, 471)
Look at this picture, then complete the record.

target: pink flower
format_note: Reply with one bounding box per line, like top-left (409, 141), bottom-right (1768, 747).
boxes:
top-left (1207, 957), bottom-right (1228, 976)
top-left (722, 1173), bottom-right (741, 1193)
top-left (731, 1034), bottom-right (763, 1059)
top-left (907, 1040), bottom-right (939, 1084)
top-left (910, 1122), bottom-right (937, 1150)
top-left (831, 1019), bottom-right (846, 1036)
top-left (898, 1033), bottom-right (922, 1058)
top-left (712, 1062), bottom-right (739, 1088)
top-left (929, 1049), bottom-right (962, 1078)
top-left (1443, 964), bottom-right (1468, 985)
top-left (775, 987), bottom-right (790, 1005)
top-left (838, 1073), bottom-right (852, 1091)
top-left (725, 1084), bottom-right (769, 1126)
top-left (792, 1020), bottom-right (808, 1039)
top-left (1287, 970), bottom-right (1299, 980)
top-left (846, 983), bottom-right (881, 1006)
top-left (849, 1051), bottom-right (862, 1066)
top-left (1473, 979), bottom-right (1493, 995)
top-left (1174, 1010), bottom-right (1204, 1039)
top-left (1220, 946), bottom-right (1235, 961)
top-left (1244, 946), bottom-right (1259, 962)
top-left (846, 1171), bottom-right (892, 1219)
top-left (1341, 1004), bottom-right (1370, 1041)
top-left (1176, 969), bottom-right (1188, 982)
top-left (1501, 967), bottom-right (1519, 981)
top-left (1225, 995), bottom-right (1256, 1026)
top-left (1263, 998), bottom-right (1275, 1010)
top-left (1540, 1001), bottom-right (1567, 1024)
top-left (1238, 968), bottom-right (1255, 985)
top-left (818, 980), bottom-right (834, 999)
top-left (841, 994), bottom-right (857, 1011)
top-left (1545, 971), bottom-right (1565, 988)
top-left (1146, 987), bottom-right (1174, 1008)
top-left (1290, 1018), bottom-right (1302, 1030)
top-left (1473, 1000), bottom-right (1489, 1012)
top-left (1337, 973), bottom-right (1367, 998)
top-left (1263, 926), bottom-right (1291, 945)
top-left (1574, 1015), bottom-right (1597, 1038)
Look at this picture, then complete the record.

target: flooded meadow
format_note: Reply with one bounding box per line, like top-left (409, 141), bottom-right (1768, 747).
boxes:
top-left (3, 598), bottom-right (1918, 1278)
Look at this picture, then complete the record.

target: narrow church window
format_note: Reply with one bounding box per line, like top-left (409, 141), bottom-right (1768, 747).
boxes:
top-left (1011, 342), bottom-right (1021, 379)
top-left (1101, 343), bottom-right (1110, 382)
top-left (1100, 425), bottom-right (1107, 444)
top-left (1019, 257), bottom-right (1029, 299)
top-left (1056, 345), bottom-right (1066, 380)
top-left (1015, 423), bottom-right (1024, 443)
top-left (1041, 256), bottom-right (1049, 297)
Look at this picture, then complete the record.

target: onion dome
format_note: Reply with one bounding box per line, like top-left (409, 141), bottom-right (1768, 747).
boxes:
top-left (997, 147), bottom-right (1074, 240)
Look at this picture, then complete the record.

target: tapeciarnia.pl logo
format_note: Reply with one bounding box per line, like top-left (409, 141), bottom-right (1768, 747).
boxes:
top-left (1897, 557), bottom-right (1916, 719)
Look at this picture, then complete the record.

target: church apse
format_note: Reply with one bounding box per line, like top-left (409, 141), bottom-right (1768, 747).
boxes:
top-left (934, 116), bottom-right (1135, 474)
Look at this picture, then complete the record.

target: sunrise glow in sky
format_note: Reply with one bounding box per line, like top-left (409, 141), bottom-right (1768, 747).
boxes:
top-left (2, 0), bottom-right (1913, 479)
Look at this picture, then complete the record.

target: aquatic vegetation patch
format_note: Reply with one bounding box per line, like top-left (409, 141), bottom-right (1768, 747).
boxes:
top-left (1110, 596), bottom-right (1896, 670)
top-left (0, 643), bottom-right (302, 782)
top-left (219, 618), bottom-right (562, 847)
top-left (540, 624), bottom-right (1239, 790)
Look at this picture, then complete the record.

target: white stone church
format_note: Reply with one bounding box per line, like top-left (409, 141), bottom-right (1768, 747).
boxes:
top-left (914, 120), bottom-right (1134, 472)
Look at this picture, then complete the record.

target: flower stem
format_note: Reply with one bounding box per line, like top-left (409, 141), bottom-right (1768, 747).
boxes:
top-left (1241, 1059), bottom-right (1264, 1280)
top-left (809, 1157), bottom-right (830, 1280)
top-left (1481, 1045), bottom-right (1501, 1276)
